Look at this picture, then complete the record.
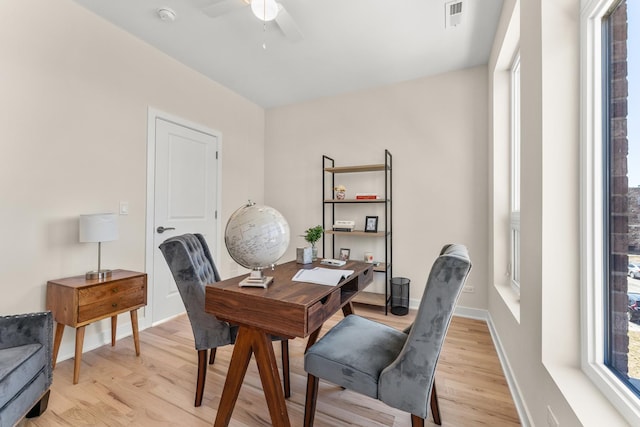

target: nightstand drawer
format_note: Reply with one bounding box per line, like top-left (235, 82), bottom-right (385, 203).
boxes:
top-left (78, 285), bottom-right (146, 323)
top-left (78, 277), bottom-right (145, 305)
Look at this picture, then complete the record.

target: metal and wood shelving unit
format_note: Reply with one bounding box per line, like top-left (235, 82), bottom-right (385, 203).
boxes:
top-left (322, 150), bottom-right (392, 314)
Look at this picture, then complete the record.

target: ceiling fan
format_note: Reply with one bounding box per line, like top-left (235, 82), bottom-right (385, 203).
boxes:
top-left (202, 0), bottom-right (303, 42)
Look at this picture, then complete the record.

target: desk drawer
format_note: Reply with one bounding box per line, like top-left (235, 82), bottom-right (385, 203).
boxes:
top-left (78, 280), bottom-right (146, 323)
top-left (357, 267), bottom-right (373, 288)
top-left (307, 288), bottom-right (340, 333)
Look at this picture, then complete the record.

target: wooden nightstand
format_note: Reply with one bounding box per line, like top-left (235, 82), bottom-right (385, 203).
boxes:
top-left (46, 270), bottom-right (147, 384)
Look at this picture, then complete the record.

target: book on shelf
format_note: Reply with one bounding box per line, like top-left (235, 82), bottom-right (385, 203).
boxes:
top-left (332, 220), bottom-right (354, 232)
top-left (355, 193), bottom-right (379, 200)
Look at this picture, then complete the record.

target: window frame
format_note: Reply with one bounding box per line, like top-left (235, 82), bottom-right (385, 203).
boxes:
top-left (581, 0), bottom-right (640, 422)
top-left (510, 51), bottom-right (521, 292)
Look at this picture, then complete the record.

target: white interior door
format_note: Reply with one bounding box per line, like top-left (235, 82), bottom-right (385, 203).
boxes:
top-left (152, 118), bottom-right (218, 323)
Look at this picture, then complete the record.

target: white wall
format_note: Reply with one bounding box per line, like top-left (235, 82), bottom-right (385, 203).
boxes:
top-left (264, 67), bottom-right (489, 310)
top-left (0, 0), bottom-right (264, 358)
top-left (488, 0), bottom-right (629, 425)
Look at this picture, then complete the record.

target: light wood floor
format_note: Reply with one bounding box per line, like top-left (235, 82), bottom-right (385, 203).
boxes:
top-left (25, 305), bottom-right (520, 426)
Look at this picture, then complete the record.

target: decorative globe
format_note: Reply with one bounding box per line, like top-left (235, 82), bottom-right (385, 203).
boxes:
top-left (224, 201), bottom-right (290, 272)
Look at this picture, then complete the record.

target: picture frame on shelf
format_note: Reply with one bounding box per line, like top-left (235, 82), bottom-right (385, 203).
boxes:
top-left (339, 248), bottom-right (350, 261)
top-left (364, 216), bottom-right (378, 233)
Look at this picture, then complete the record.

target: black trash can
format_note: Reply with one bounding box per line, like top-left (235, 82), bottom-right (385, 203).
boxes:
top-left (390, 277), bottom-right (410, 316)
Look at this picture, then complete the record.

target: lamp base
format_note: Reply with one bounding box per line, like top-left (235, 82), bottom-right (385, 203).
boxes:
top-left (85, 269), bottom-right (112, 280)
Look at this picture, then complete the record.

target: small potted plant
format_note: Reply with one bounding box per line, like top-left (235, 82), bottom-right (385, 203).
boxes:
top-left (334, 184), bottom-right (346, 200)
top-left (304, 225), bottom-right (324, 260)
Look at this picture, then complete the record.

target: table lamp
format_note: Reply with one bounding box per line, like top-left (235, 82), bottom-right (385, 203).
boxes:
top-left (79, 213), bottom-right (118, 280)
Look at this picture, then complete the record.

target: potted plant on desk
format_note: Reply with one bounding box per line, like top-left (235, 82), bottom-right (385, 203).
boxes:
top-left (303, 225), bottom-right (323, 261)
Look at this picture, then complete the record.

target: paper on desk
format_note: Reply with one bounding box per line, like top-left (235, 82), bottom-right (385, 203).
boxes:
top-left (292, 267), bottom-right (355, 286)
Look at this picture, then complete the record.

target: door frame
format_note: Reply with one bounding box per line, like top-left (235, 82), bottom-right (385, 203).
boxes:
top-left (144, 107), bottom-right (223, 328)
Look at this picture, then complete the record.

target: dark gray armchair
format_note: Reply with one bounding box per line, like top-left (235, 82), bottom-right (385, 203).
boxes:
top-left (303, 244), bottom-right (472, 427)
top-left (0, 311), bottom-right (53, 427)
top-left (159, 233), bottom-right (290, 407)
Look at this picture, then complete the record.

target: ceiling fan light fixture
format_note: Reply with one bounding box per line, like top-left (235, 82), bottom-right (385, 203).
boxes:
top-left (157, 7), bottom-right (176, 22)
top-left (251, 0), bottom-right (279, 22)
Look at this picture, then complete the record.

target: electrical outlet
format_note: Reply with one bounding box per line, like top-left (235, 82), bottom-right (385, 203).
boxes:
top-left (462, 286), bottom-right (474, 293)
top-left (547, 405), bottom-right (559, 427)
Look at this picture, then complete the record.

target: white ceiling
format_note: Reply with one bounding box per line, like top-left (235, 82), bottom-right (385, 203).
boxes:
top-left (72, 0), bottom-right (504, 108)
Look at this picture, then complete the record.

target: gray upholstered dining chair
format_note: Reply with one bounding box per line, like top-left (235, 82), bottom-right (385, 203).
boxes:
top-left (303, 243), bottom-right (471, 427)
top-left (159, 233), bottom-right (290, 407)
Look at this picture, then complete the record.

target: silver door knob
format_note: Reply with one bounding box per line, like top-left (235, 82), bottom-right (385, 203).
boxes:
top-left (156, 226), bottom-right (176, 234)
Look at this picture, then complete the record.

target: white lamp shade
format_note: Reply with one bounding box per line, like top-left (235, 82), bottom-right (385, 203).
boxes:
top-left (79, 213), bottom-right (118, 243)
top-left (251, 0), bottom-right (279, 21)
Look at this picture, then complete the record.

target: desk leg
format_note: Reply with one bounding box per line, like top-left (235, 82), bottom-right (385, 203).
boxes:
top-left (252, 328), bottom-right (290, 427)
top-left (111, 315), bottom-right (117, 346)
top-left (214, 326), bottom-right (290, 427)
top-left (52, 322), bottom-right (65, 369)
top-left (342, 302), bottom-right (354, 316)
top-left (130, 310), bottom-right (141, 356)
top-left (214, 327), bottom-right (254, 427)
top-left (73, 326), bottom-right (86, 384)
top-left (306, 328), bottom-right (322, 352)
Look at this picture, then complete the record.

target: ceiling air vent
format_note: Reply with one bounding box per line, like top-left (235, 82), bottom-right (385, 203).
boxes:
top-left (445, 1), bottom-right (463, 28)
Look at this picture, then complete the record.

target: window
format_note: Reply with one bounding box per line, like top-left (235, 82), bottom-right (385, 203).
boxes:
top-left (583, 0), bottom-right (640, 421)
top-left (603, 0), bottom-right (638, 396)
top-left (510, 52), bottom-right (521, 291)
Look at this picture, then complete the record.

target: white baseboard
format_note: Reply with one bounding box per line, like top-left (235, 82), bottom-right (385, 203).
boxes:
top-left (483, 310), bottom-right (533, 426)
top-left (453, 305), bottom-right (488, 321)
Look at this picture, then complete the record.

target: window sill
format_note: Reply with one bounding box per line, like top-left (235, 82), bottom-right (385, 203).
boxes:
top-left (544, 361), bottom-right (636, 425)
top-left (494, 280), bottom-right (520, 323)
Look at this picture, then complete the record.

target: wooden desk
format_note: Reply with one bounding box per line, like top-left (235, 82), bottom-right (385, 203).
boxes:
top-left (205, 260), bottom-right (373, 427)
top-left (46, 270), bottom-right (147, 384)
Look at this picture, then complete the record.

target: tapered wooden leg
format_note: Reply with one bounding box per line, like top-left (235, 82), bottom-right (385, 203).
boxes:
top-left (195, 349), bottom-right (208, 407)
top-left (52, 322), bottom-right (64, 369)
top-left (341, 302), bottom-right (354, 316)
top-left (411, 414), bottom-right (425, 427)
top-left (430, 382), bottom-right (441, 425)
top-left (209, 348), bottom-right (216, 365)
top-left (304, 374), bottom-right (319, 427)
top-left (214, 327), bottom-right (256, 427)
top-left (252, 328), bottom-right (290, 426)
top-left (73, 326), bottom-right (86, 384)
top-left (281, 340), bottom-right (290, 398)
top-left (306, 327), bottom-right (322, 352)
top-left (214, 328), bottom-right (291, 426)
top-left (111, 315), bottom-right (117, 346)
top-left (130, 310), bottom-right (140, 356)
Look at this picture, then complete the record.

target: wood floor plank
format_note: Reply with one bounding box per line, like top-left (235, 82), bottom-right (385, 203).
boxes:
top-left (26, 306), bottom-right (520, 426)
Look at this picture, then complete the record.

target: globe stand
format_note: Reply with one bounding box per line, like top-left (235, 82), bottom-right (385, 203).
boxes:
top-left (239, 269), bottom-right (273, 288)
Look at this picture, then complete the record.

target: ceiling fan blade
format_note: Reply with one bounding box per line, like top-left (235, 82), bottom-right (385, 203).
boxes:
top-left (275, 4), bottom-right (303, 42)
top-left (202, 0), bottom-right (246, 18)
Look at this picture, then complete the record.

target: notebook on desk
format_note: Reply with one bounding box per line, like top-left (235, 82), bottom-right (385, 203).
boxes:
top-left (292, 267), bottom-right (354, 286)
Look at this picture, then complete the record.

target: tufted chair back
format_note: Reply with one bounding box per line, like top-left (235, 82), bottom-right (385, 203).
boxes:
top-left (159, 233), bottom-right (235, 350)
top-left (378, 244), bottom-right (471, 419)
